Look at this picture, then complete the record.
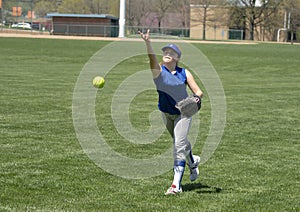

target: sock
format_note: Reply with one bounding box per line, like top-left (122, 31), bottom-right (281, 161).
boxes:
top-left (172, 160), bottom-right (186, 190)
top-left (187, 150), bottom-right (194, 167)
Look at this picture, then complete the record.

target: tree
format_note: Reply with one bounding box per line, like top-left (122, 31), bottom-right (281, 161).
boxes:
top-left (174, 0), bottom-right (191, 28)
top-left (190, 0), bottom-right (210, 40)
top-left (150, 0), bottom-right (173, 33)
top-left (190, 0), bottom-right (223, 40)
top-left (127, 0), bottom-right (151, 27)
top-left (35, 0), bottom-right (60, 17)
top-left (85, 0), bottom-right (106, 14)
top-left (230, 0), bottom-right (281, 40)
top-left (56, 0), bottom-right (118, 16)
top-left (58, 0), bottom-right (90, 14)
top-left (107, 0), bottom-right (119, 16)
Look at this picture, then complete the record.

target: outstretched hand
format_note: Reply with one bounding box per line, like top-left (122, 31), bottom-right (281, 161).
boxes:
top-left (138, 29), bottom-right (150, 42)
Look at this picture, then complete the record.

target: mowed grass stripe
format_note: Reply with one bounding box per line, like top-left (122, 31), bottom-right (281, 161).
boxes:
top-left (0, 38), bottom-right (299, 211)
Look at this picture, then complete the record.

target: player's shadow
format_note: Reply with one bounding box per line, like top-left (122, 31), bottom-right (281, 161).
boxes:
top-left (182, 183), bottom-right (222, 194)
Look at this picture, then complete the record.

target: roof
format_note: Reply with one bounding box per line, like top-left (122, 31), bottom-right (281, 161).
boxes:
top-left (46, 13), bottom-right (118, 20)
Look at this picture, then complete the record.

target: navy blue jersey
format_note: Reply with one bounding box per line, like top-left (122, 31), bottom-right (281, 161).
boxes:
top-left (154, 65), bottom-right (188, 115)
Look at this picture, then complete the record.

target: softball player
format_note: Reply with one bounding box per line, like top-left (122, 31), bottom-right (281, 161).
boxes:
top-left (139, 30), bottom-right (204, 195)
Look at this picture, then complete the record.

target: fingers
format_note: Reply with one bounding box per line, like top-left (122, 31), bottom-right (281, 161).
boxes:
top-left (138, 29), bottom-right (151, 42)
top-left (138, 29), bottom-right (150, 38)
top-left (138, 30), bottom-right (144, 39)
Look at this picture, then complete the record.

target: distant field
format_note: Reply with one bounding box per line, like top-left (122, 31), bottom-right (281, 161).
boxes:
top-left (0, 37), bottom-right (299, 211)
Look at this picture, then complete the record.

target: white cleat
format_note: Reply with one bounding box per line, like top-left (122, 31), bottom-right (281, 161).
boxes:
top-left (189, 155), bottom-right (200, 182)
top-left (165, 184), bottom-right (182, 195)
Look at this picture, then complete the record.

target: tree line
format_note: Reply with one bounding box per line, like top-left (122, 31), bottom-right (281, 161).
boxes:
top-left (2, 0), bottom-right (299, 41)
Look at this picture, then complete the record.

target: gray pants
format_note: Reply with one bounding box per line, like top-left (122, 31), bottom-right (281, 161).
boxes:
top-left (162, 113), bottom-right (192, 161)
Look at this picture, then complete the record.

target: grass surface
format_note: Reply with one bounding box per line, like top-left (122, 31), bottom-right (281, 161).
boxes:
top-left (0, 37), bottom-right (299, 211)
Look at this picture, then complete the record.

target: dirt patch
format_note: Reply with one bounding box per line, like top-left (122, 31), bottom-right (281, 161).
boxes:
top-left (0, 30), bottom-right (258, 44)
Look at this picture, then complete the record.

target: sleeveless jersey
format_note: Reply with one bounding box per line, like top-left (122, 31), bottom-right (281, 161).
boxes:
top-left (153, 65), bottom-right (188, 115)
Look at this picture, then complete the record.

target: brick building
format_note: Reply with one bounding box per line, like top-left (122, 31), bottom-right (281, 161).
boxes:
top-left (190, 5), bottom-right (230, 40)
top-left (190, 4), bottom-right (282, 41)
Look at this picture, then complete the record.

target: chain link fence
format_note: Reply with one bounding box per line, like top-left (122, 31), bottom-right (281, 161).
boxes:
top-left (52, 23), bottom-right (118, 37)
top-left (1, 22), bottom-right (246, 41)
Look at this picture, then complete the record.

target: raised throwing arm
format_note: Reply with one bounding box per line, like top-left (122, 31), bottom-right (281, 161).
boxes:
top-left (138, 29), bottom-right (161, 79)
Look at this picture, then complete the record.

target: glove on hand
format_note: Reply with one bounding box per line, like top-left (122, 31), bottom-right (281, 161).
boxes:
top-left (175, 95), bottom-right (202, 117)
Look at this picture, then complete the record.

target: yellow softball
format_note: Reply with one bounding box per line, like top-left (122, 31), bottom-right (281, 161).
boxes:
top-left (93, 76), bottom-right (105, 89)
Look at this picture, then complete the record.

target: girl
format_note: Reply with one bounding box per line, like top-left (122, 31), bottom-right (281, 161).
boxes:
top-left (139, 30), bottom-right (204, 195)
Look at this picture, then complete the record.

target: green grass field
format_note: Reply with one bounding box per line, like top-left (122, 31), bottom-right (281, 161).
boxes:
top-left (0, 37), bottom-right (299, 211)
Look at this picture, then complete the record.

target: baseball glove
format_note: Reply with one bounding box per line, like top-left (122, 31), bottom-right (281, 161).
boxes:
top-left (175, 95), bottom-right (201, 117)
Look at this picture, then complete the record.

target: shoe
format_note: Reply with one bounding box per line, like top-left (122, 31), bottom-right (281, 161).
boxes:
top-left (165, 184), bottom-right (182, 195)
top-left (189, 155), bottom-right (200, 182)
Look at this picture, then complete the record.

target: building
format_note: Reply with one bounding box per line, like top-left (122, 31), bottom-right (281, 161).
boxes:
top-left (46, 13), bottom-right (119, 37)
top-left (190, 4), bottom-right (230, 40)
top-left (190, 4), bottom-right (282, 41)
